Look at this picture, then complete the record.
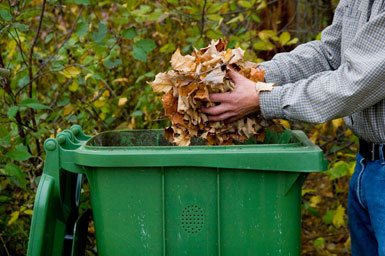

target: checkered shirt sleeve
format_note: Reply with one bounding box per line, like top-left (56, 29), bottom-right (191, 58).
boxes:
top-left (259, 0), bottom-right (385, 142)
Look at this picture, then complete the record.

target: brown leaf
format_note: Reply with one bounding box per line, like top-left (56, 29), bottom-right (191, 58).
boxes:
top-left (250, 68), bottom-right (265, 82)
top-left (171, 48), bottom-right (196, 72)
top-left (202, 66), bottom-right (226, 84)
top-left (162, 90), bottom-right (177, 117)
top-left (172, 127), bottom-right (191, 146)
top-left (148, 72), bottom-right (173, 93)
top-left (172, 113), bottom-right (185, 126)
top-left (215, 38), bottom-right (227, 52)
top-left (193, 85), bottom-right (209, 101)
top-left (177, 96), bottom-right (189, 112)
top-left (179, 82), bottom-right (199, 97)
top-left (227, 48), bottom-right (244, 64)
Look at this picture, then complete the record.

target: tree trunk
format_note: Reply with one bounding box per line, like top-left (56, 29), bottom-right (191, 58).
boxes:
top-left (259, 0), bottom-right (298, 32)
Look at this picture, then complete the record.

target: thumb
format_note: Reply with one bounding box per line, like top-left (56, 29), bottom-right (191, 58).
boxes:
top-left (227, 69), bottom-right (248, 84)
top-left (227, 68), bottom-right (239, 79)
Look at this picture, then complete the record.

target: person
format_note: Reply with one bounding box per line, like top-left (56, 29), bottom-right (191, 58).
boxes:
top-left (202, 0), bottom-right (385, 255)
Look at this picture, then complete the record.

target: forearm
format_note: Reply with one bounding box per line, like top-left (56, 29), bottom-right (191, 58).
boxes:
top-left (259, 0), bottom-right (345, 85)
top-left (260, 41), bottom-right (339, 85)
top-left (260, 12), bottom-right (385, 123)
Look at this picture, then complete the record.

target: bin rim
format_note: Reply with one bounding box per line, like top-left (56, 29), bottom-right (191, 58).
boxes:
top-left (69, 129), bottom-right (327, 173)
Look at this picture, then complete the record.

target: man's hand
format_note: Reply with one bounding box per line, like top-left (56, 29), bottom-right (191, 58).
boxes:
top-left (201, 69), bottom-right (260, 122)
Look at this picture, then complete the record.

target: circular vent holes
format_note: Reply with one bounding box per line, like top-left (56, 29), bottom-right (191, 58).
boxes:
top-left (181, 205), bottom-right (204, 234)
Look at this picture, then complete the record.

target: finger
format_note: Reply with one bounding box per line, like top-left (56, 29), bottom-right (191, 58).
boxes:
top-left (209, 92), bottom-right (231, 103)
top-left (227, 69), bottom-right (245, 82)
top-left (207, 112), bottom-right (236, 122)
top-left (201, 103), bottom-right (229, 116)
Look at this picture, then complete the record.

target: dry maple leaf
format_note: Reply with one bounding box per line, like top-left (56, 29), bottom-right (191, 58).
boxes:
top-left (149, 39), bottom-right (283, 146)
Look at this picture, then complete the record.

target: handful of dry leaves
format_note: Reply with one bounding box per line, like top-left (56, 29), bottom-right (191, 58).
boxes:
top-left (149, 39), bottom-right (283, 146)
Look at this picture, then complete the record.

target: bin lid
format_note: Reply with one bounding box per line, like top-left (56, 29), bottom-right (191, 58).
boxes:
top-left (73, 129), bottom-right (327, 172)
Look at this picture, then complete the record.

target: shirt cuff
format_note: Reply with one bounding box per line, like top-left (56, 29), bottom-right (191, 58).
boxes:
top-left (258, 61), bottom-right (285, 85)
top-left (259, 86), bottom-right (286, 119)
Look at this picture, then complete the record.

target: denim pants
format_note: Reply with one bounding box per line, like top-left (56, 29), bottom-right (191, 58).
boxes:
top-left (348, 152), bottom-right (385, 256)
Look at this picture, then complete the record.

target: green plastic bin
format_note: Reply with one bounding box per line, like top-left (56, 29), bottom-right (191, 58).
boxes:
top-left (28, 125), bottom-right (326, 256)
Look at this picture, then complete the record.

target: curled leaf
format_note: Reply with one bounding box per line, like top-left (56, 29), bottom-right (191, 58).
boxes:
top-left (148, 72), bottom-right (173, 93)
top-left (171, 48), bottom-right (196, 72)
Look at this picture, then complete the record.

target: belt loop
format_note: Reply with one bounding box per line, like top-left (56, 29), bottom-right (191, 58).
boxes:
top-left (371, 143), bottom-right (375, 161)
top-left (380, 144), bottom-right (385, 164)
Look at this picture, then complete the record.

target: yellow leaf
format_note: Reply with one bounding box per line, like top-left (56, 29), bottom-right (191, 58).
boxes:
top-left (63, 104), bottom-right (74, 116)
top-left (310, 195), bottom-right (321, 208)
top-left (99, 112), bottom-right (106, 120)
top-left (112, 78), bottom-right (129, 84)
top-left (348, 162), bottom-right (355, 175)
top-left (94, 98), bottom-right (105, 108)
top-left (320, 122), bottom-right (329, 134)
top-left (118, 97), bottom-right (128, 106)
top-left (309, 130), bottom-right (319, 144)
top-left (344, 129), bottom-right (353, 137)
top-left (258, 30), bottom-right (278, 42)
top-left (313, 237), bottom-right (325, 249)
top-left (7, 211), bottom-right (19, 226)
top-left (302, 188), bottom-right (316, 196)
top-left (279, 119), bottom-right (291, 129)
top-left (257, 1), bottom-right (267, 10)
top-left (60, 66), bottom-right (81, 78)
top-left (332, 118), bottom-right (344, 132)
top-left (102, 90), bottom-right (110, 97)
top-left (85, 73), bottom-right (93, 81)
top-left (332, 205), bottom-right (346, 228)
top-left (344, 237), bottom-right (351, 249)
top-left (23, 209), bottom-right (33, 215)
top-left (226, 14), bottom-right (244, 24)
top-left (279, 32), bottom-right (291, 46)
top-left (32, 0), bottom-right (44, 5)
top-left (69, 80), bottom-right (79, 92)
top-left (7, 40), bottom-right (17, 59)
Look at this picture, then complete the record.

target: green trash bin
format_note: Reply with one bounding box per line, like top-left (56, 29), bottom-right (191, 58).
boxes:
top-left (28, 125), bottom-right (326, 256)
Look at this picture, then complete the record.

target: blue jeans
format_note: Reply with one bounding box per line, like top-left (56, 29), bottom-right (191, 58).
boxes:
top-left (348, 152), bottom-right (385, 256)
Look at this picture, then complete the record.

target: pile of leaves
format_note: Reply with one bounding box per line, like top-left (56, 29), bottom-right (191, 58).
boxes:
top-left (149, 39), bottom-right (282, 146)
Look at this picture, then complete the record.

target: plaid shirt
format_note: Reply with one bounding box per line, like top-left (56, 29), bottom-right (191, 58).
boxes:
top-left (260, 0), bottom-right (385, 143)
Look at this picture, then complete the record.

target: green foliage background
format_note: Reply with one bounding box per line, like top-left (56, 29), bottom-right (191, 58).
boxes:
top-left (1, 0), bottom-right (353, 255)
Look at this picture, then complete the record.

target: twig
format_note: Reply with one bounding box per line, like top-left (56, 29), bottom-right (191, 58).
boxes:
top-left (27, 0), bottom-right (47, 157)
top-left (0, 233), bottom-right (10, 256)
top-left (28, 0), bottom-right (47, 98)
top-left (0, 54), bottom-right (31, 154)
top-left (9, 30), bottom-right (29, 67)
top-left (200, 0), bottom-right (207, 38)
top-left (32, 7), bottom-right (84, 79)
top-left (302, 230), bottom-right (348, 244)
top-left (326, 141), bottom-right (355, 157)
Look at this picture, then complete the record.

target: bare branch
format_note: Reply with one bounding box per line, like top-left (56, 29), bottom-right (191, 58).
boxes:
top-left (200, 0), bottom-right (207, 38)
top-left (26, 0), bottom-right (47, 156)
top-left (9, 30), bottom-right (29, 67)
top-left (28, 0), bottom-right (47, 98)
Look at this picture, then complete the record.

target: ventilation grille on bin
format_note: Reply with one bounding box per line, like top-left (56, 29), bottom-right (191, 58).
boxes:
top-left (181, 205), bottom-right (204, 234)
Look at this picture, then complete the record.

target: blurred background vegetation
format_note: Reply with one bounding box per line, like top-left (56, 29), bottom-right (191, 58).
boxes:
top-left (0, 0), bottom-right (355, 255)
